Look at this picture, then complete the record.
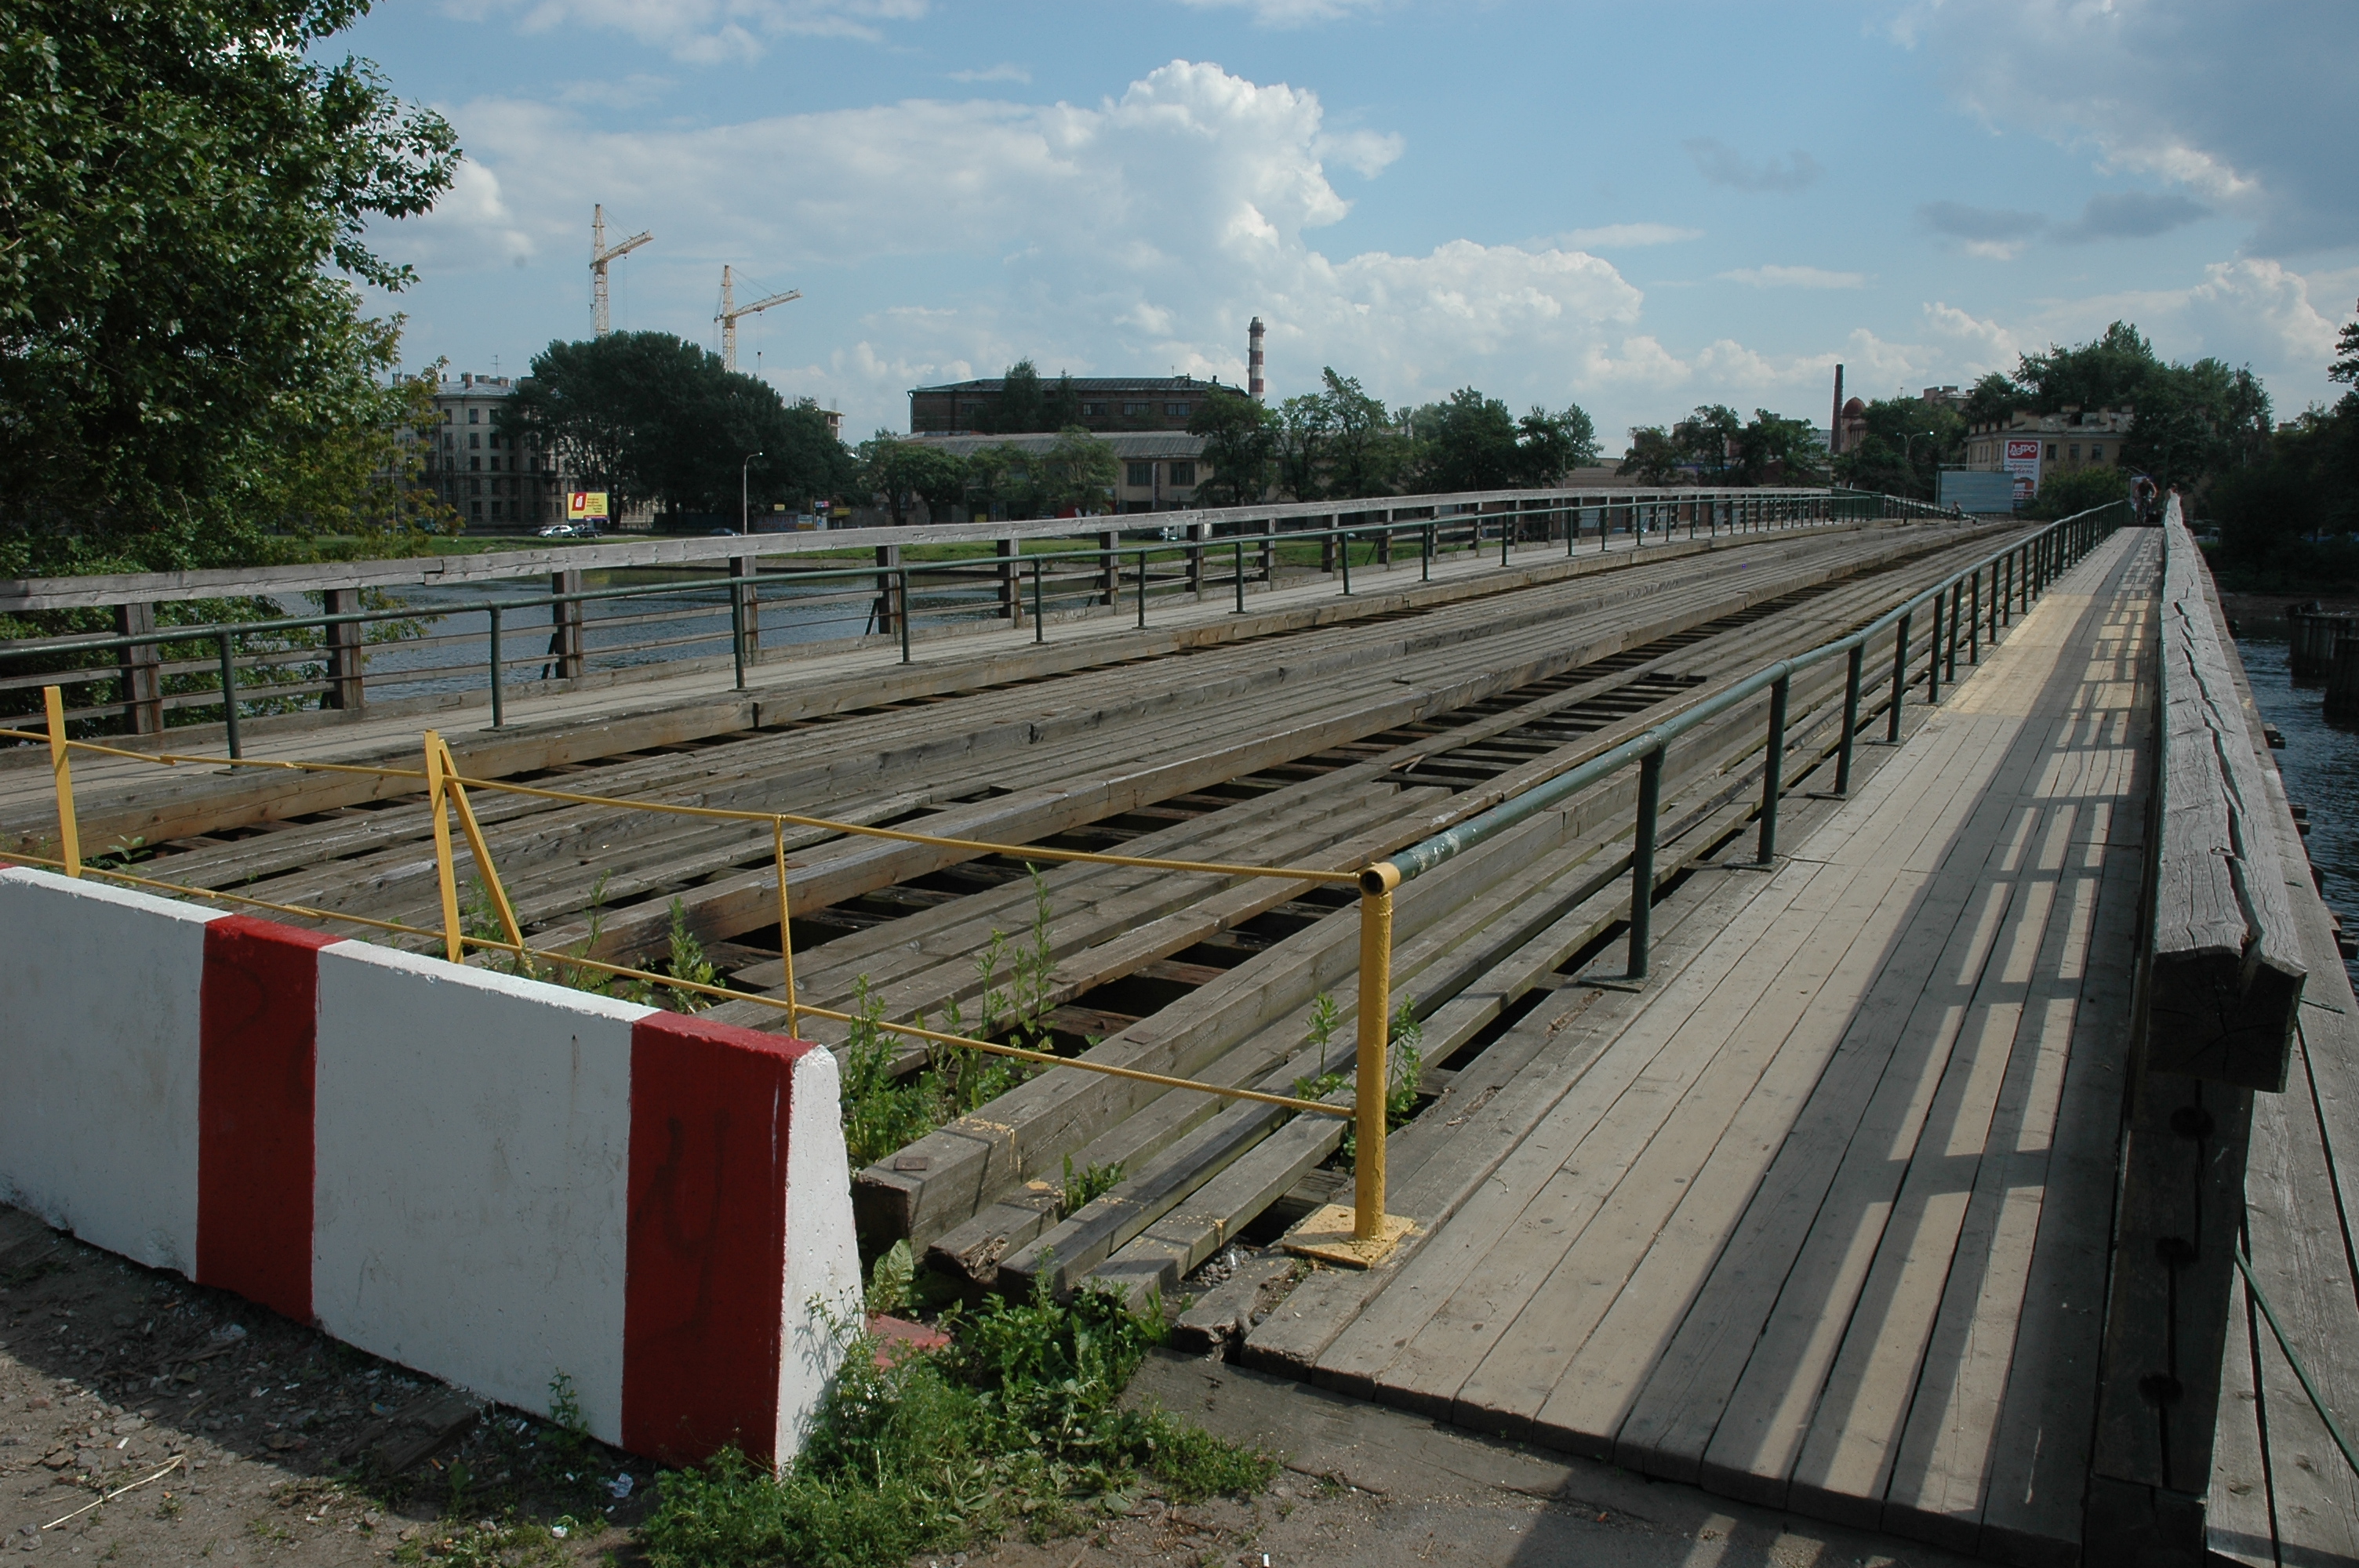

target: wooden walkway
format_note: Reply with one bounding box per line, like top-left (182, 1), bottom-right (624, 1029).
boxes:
top-left (1303, 528), bottom-right (2160, 1563)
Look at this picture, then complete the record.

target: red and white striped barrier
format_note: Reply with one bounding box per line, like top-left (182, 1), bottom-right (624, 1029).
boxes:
top-left (0, 866), bottom-right (859, 1467)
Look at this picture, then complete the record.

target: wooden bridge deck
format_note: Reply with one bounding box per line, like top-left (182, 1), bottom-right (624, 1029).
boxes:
top-left (1289, 528), bottom-right (2159, 1563)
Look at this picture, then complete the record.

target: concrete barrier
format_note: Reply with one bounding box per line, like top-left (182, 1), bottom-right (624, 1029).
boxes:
top-left (0, 866), bottom-right (859, 1467)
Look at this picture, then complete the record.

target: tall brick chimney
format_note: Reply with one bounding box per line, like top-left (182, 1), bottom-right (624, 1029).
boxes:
top-left (1249, 317), bottom-right (1266, 401)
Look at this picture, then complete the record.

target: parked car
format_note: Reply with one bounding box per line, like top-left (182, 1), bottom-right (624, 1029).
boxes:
top-left (536, 522), bottom-right (577, 538)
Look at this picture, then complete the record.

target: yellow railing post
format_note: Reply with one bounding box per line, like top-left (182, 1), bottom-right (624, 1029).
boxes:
top-left (43, 687), bottom-right (80, 878)
top-left (423, 730), bottom-right (464, 962)
top-left (436, 736), bottom-right (522, 956)
top-left (1354, 865), bottom-right (1398, 1240)
top-left (772, 818), bottom-right (800, 1036)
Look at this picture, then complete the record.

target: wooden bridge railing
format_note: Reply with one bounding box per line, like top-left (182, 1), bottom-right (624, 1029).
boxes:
top-left (2087, 501), bottom-right (2310, 1559)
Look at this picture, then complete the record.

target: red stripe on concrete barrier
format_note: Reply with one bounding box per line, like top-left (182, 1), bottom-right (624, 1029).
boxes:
top-left (622, 1011), bottom-right (818, 1467)
top-left (197, 916), bottom-right (340, 1324)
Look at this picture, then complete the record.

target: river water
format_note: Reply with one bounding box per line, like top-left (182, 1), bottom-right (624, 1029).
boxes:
top-left (2234, 634), bottom-right (2359, 991)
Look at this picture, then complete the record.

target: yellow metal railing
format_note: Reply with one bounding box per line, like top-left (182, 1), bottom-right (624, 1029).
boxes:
top-left (5, 693), bottom-right (1411, 1258)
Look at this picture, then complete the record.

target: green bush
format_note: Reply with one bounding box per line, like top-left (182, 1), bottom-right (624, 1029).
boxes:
top-left (638, 1284), bottom-right (1276, 1568)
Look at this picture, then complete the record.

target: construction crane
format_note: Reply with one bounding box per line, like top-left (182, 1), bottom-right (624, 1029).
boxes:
top-left (717, 264), bottom-right (800, 372)
top-left (590, 204), bottom-right (653, 337)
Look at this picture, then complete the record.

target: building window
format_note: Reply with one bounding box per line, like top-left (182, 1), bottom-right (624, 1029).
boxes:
top-left (469, 432), bottom-right (481, 449)
top-left (471, 500), bottom-right (482, 517)
top-left (469, 456), bottom-right (481, 472)
top-left (1165, 403), bottom-right (1190, 417)
top-left (2068, 444), bottom-right (2080, 461)
top-left (470, 477), bottom-right (482, 495)
top-left (1082, 402), bottom-right (1107, 416)
top-left (2046, 444), bottom-right (2057, 460)
top-left (468, 408), bottom-right (479, 424)
top-left (2090, 445), bottom-right (2103, 459)
top-left (1169, 461), bottom-right (1196, 487)
top-left (1123, 401), bottom-right (1149, 416)
top-left (489, 500), bottom-right (502, 519)
top-left (1125, 462), bottom-right (1154, 488)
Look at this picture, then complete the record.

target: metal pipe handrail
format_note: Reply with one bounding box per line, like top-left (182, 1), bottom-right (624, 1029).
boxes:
top-left (1367, 502), bottom-right (2128, 955)
top-left (0, 496), bottom-right (1872, 661)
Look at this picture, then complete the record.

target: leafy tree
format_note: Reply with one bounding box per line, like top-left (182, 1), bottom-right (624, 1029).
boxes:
top-left (1618, 427), bottom-right (1683, 485)
top-left (983, 360), bottom-right (1046, 435)
top-left (1736, 410), bottom-right (1829, 485)
top-left (961, 443), bottom-right (1036, 520)
top-left (1042, 373), bottom-right (1082, 431)
top-left (1412, 388), bottom-right (1521, 492)
top-left (1035, 428), bottom-right (1118, 516)
top-left (1834, 397), bottom-right (1965, 499)
top-left (857, 437), bottom-right (969, 528)
top-left (2023, 463), bottom-right (2130, 522)
top-left (1515, 404), bottom-right (1601, 484)
top-left (503, 332), bottom-right (852, 521)
top-left (2, 0), bottom-right (460, 574)
top-left (1188, 390), bottom-right (1276, 507)
top-left (1672, 405), bottom-right (1743, 484)
top-left (2015, 321), bottom-right (2161, 413)
top-left (1320, 369), bottom-right (1410, 499)
top-left (1961, 372), bottom-right (2019, 429)
top-left (1274, 393), bottom-right (1334, 500)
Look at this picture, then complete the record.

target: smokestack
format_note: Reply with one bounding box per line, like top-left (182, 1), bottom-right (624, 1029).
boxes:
top-left (1830, 363), bottom-right (1845, 456)
top-left (1249, 317), bottom-right (1266, 401)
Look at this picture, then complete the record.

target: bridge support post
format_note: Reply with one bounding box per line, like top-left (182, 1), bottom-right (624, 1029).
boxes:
top-left (996, 538), bottom-right (1018, 622)
top-left (1969, 567), bottom-right (1981, 663)
top-left (1187, 523), bottom-right (1205, 597)
top-left (549, 570), bottom-right (586, 681)
top-left (317, 593), bottom-right (364, 715)
top-left (731, 554), bottom-right (759, 666)
top-left (1097, 532), bottom-right (1118, 607)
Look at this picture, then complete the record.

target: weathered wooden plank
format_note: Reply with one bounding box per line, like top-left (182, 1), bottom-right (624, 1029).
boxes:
top-left (2147, 517), bottom-right (2304, 1091)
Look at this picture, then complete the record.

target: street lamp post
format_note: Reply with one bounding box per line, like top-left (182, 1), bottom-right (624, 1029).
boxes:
top-left (741, 451), bottom-right (764, 535)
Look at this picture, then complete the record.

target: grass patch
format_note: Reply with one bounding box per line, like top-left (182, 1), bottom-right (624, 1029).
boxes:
top-left (637, 1284), bottom-right (1277, 1568)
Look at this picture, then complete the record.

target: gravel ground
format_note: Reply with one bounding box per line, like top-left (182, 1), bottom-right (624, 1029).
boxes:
top-left (0, 1205), bottom-right (640, 1566)
top-left (2, 1204), bottom-right (1975, 1568)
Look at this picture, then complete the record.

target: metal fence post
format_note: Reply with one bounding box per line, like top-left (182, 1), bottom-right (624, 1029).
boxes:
top-left (1234, 537), bottom-right (1247, 613)
top-left (489, 605), bottom-right (506, 728)
top-left (217, 632), bottom-right (242, 760)
top-left (1032, 557), bottom-right (1045, 643)
top-left (1628, 746), bottom-right (1663, 980)
top-left (899, 568), bottom-right (913, 662)
top-left (42, 685), bottom-right (79, 877)
top-left (1926, 590), bottom-right (1944, 705)
top-left (1340, 528), bottom-right (1353, 596)
top-left (1969, 566), bottom-right (1982, 663)
top-left (1757, 674), bottom-right (1790, 863)
top-left (1500, 510), bottom-right (1510, 566)
top-left (1888, 612), bottom-right (1911, 742)
top-left (1423, 522), bottom-right (1433, 581)
top-left (1945, 578), bottom-right (1961, 685)
top-left (1354, 865), bottom-right (1401, 1243)
top-left (1834, 644), bottom-right (1863, 795)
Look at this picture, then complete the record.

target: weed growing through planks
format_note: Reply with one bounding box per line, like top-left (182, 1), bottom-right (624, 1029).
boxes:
top-left (841, 978), bottom-right (942, 1170)
top-left (1294, 996), bottom-right (1427, 1165)
top-left (1060, 1152), bottom-right (1126, 1214)
top-left (641, 898), bottom-right (717, 1011)
top-left (636, 1281), bottom-right (1276, 1568)
top-left (1009, 864), bottom-right (1056, 1049)
top-left (866, 1239), bottom-right (916, 1315)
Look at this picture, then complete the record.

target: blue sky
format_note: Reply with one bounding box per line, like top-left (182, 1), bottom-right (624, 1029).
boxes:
top-left (347, 0), bottom-right (2359, 446)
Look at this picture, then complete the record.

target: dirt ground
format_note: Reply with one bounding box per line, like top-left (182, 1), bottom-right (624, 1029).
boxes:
top-left (2, 1205), bottom-right (1973, 1568)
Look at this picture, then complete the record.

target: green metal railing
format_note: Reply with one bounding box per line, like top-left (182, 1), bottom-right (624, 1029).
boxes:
top-left (1364, 501), bottom-right (2128, 979)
